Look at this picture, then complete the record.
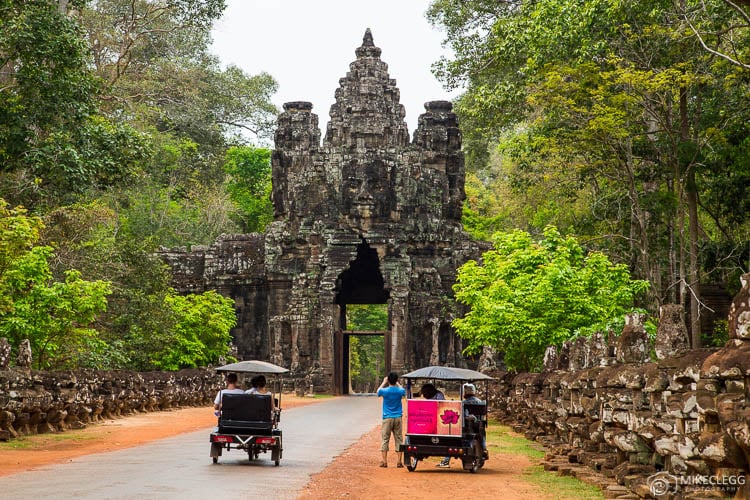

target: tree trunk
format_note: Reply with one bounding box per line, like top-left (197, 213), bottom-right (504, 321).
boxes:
top-left (681, 86), bottom-right (702, 348)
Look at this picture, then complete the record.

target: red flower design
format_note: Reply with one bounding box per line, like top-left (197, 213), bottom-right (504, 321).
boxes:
top-left (440, 409), bottom-right (460, 425)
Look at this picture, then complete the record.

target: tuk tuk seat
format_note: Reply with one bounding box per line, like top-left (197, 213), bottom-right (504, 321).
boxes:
top-left (463, 401), bottom-right (487, 435)
top-left (218, 393), bottom-right (273, 435)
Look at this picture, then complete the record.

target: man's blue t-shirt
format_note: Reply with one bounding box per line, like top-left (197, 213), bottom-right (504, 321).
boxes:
top-left (377, 385), bottom-right (406, 419)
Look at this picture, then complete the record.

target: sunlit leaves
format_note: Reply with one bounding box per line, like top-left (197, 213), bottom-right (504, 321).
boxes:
top-left (453, 226), bottom-right (648, 371)
top-left (156, 290), bottom-right (237, 370)
top-left (0, 200), bottom-right (111, 369)
top-left (223, 146), bottom-right (273, 233)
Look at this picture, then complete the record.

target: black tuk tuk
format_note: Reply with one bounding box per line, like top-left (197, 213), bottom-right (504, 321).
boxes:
top-left (209, 360), bottom-right (287, 466)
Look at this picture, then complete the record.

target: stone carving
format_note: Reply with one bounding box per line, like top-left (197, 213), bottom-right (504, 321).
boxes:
top-left (615, 312), bottom-right (649, 363)
top-left (568, 336), bottom-right (588, 371)
top-left (0, 337), bottom-right (10, 369)
top-left (428, 317), bottom-right (440, 366)
top-left (586, 331), bottom-right (608, 367)
top-left (556, 341), bottom-right (571, 370)
top-left (16, 339), bottom-right (32, 368)
top-left (0, 368), bottom-right (220, 440)
top-left (728, 272), bottom-right (750, 339)
top-left (542, 345), bottom-right (558, 371)
top-left (476, 345), bottom-right (498, 372)
top-left (654, 304), bottom-right (690, 359)
top-left (491, 275), bottom-right (750, 499)
top-left (159, 30), bottom-right (484, 392)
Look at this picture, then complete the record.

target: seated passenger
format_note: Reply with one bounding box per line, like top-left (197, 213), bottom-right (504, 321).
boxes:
top-left (419, 383), bottom-right (445, 400)
top-left (246, 374), bottom-right (277, 413)
top-left (462, 383), bottom-right (487, 453)
top-left (213, 373), bottom-right (245, 414)
top-left (245, 375), bottom-right (260, 394)
top-left (462, 383), bottom-right (482, 408)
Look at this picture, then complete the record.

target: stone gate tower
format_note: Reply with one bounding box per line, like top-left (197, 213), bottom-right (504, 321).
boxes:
top-left (161, 30), bottom-right (483, 393)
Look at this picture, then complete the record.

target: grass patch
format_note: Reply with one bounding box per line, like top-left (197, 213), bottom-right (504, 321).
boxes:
top-left (486, 421), bottom-right (545, 460)
top-left (0, 432), bottom-right (96, 450)
top-left (523, 465), bottom-right (603, 500)
top-left (487, 421), bottom-right (603, 500)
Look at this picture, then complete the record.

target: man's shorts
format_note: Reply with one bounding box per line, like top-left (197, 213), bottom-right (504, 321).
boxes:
top-left (381, 416), bottom-right (403, 451)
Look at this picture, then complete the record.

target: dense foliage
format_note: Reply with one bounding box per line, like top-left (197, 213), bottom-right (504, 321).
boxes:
top-left (0, 1), bottom-right (274, 370)
top-left (0, 201), bottom-right (111, 369)
top-left (223, 146), bottom-right (274, 233)
top-left (429, 0), bottom-right (750, 348)
top-left (0, 200), bottom-right (238, 369)
top-left (347, 305), bottom-right (387, 393)
top-left (453, 227), bottom-right (649, 371)
top-left (156, 291), bottom-right (237, 370)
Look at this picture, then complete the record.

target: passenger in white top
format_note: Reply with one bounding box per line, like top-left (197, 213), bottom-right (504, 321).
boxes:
top-left (246, 375), bottom-right (276, 412)
top-left (213, 373), bottom-right (245, 411)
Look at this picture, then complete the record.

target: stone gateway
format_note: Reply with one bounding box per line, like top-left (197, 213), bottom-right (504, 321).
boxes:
top-left (160, 30), bottom-right (483, 393)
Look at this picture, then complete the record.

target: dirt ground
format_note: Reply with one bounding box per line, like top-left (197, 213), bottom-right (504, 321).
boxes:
top-left (299, 425), bottom-right (554, 500)
top-left (0, 397), bottom-right (555, 499)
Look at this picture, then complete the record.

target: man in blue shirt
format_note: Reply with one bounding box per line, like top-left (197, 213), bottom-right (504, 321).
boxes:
top-left (377, 371), bottom-right (406, 468)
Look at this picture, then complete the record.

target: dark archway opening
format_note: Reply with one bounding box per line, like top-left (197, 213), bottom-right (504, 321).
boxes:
top-left (335, 241), bottom-right (390, 394)
top-left (336, 241), bottom-right (389, 305)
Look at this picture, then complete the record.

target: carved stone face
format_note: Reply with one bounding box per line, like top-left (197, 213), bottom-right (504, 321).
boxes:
top-left (737, 311), bottom-right (750, 339)
top-left (342, 159), bottom-right (391, 217)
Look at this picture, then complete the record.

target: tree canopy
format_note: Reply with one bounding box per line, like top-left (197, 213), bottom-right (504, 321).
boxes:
top-left (0, 0), bottom-right (275, 370)
top-left (453, 227), bottom-right (649, 371)
top-left (0, 200), bottom-right (111, 369)
top-left (429, 0), bottom-right (750, 348)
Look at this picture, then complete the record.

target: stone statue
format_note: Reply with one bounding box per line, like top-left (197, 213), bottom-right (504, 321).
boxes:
top-left (0, 338), bottom-right (11, 369)
top-left (616, 312), bottom-right (650, 363)
top-left (654, 304), bottom-right (690, 359)
top-left (727, 272), bottom-right (750, 340)
top-left (16, 339), bottom-right (32, 368)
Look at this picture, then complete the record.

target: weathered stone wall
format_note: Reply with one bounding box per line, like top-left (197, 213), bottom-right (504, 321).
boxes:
top-left (0, 368), bottom-right (222, 441)
top-left (486, 277), bottom-right (750, 499)
top-left (159, 30), bottom-right (487, 392)
top-left (159, 233), bottom-right (269, 360)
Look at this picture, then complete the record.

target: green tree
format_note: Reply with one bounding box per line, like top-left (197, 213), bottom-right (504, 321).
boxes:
top-left (429, 0), bottom-right (750, 346)
top-left (452, 226), bottom-right (648, 371)
top-left (0, 200), bottom-right (111, 369)
top-left (678, 0), bottom-right (750, 70)
top-left (223, 146), bottom-right (273, 233)
top-left (0, 0), bottom-right (97, 167)
top-left (81, 0), bottom-right (278, 146)
top-left (156, 290), bottom-right (237, 370)
top-left (346, 304), bottom-right (387, 392)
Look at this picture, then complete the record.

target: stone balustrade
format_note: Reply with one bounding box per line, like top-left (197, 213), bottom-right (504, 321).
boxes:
top-left (486, 287), bottom-right (750, 499)
top-left (0, 368), bottom-right (222, 441)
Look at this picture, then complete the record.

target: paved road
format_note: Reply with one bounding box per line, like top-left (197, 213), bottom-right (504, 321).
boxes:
top-left (0, 395), bottom-right (381, 500)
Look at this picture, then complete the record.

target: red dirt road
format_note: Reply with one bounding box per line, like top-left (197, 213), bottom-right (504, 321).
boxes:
top-left (0, 397), bottom-right (559, 499)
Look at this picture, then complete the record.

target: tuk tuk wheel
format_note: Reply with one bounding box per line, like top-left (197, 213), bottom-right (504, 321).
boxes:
top-left (405, 454), bottom-right (418, 472)
top-left (468, 440), bottom-right (482, 473)
top-left (210, 443), bottom-right (222, 464)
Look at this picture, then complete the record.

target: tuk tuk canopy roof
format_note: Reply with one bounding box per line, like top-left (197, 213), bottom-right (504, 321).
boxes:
top-left (215, 360), bottom-right (289, 374)
top-left (401, 366), bottom-right (494, 382)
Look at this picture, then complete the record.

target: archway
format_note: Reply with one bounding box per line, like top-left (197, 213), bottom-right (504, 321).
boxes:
top-left (334, 241), bottom-right (390, 394)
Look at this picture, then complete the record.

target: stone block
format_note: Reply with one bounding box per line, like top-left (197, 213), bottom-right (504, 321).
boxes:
top-left (655, 304), bottom-right (690, 360)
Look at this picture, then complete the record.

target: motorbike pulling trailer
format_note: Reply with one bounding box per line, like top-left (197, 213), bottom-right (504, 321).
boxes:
top-left (398, 366), bottom-right (494, 473)
top-left (209, 360), bottom-right (288, 466)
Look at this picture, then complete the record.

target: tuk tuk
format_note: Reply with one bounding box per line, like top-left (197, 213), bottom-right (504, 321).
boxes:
top-left (399, 366), bottom-right (494, 473)
top-left (209, 360), bottom-right (288, 466)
